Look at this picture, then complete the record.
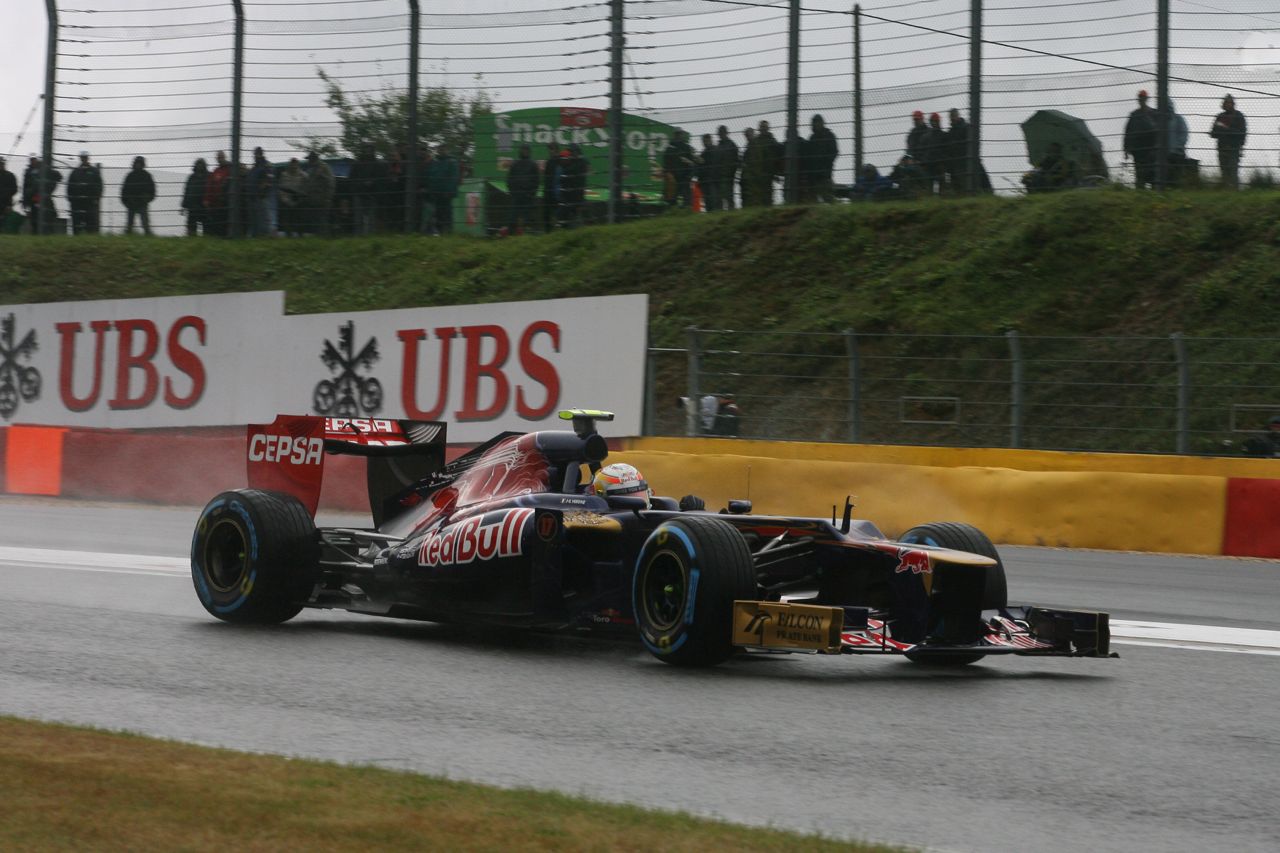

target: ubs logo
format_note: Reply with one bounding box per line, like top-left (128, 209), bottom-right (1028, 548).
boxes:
top-left (0, 313), bottom-right (41, 420)
top-left (314, 320), bottom-right (382, 417)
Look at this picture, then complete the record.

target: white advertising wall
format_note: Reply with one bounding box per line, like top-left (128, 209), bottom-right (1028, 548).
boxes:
top-left (0, 291), bottom-right (649, 441)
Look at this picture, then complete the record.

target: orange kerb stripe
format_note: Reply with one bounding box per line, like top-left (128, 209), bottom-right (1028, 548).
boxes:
top-left (3, 426), bottom-right (68, 496)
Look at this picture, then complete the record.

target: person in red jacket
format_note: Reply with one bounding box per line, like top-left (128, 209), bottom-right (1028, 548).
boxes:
top-left (203, 151), bottom-right (231, 237)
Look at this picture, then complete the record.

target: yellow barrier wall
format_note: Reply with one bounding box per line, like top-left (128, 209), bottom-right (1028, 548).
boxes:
top-left (613, 449), bottom-right (1227, 555)
top-left (628, 436), bottom-right (1280, 478)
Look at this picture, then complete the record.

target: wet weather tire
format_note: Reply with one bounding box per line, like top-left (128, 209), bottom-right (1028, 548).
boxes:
top-left (191, 489), bottom-right (319, 624)
top-left (633, 515), bottom-right (757, 667)
top-left (898, 521), bottom-right (1007, 667)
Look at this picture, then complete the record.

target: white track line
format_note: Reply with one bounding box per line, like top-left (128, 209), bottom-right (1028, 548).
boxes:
top-left (3, 546), bottom-right (1279, 656)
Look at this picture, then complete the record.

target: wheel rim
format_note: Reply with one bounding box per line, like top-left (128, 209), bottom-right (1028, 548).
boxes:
top-left (640, 551), bottom-right (687, 632)
top-left (204, 518), bottom-right (248, 592)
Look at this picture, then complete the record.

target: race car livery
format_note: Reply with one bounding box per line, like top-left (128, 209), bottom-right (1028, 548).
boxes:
top-left (190, 410), bottom-right (1115, 667)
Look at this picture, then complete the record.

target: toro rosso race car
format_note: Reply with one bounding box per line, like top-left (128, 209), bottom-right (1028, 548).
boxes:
top-left (191, 410), bottom-right (1115, 667)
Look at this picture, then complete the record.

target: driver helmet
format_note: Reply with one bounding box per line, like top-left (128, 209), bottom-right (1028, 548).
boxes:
top-left (592, 463), bottom-right (651, 508)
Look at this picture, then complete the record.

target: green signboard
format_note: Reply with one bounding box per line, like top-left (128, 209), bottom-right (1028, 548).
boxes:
top-left (472, 107), bottom-right (680, 204)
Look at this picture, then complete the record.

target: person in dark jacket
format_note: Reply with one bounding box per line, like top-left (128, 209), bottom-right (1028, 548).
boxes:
top-left (0, 158), bottom-right (16, 220)
top-left (906, 110), bottom-right (928, 162)
top-left (348, 143), bottom-right (384, 235)
top-left (425, 143), bottom-right (461, 235)
top-left (506, 143), bottom-right (539, 235)
top-left (806, 114), bottom-right (839, 203)
top-left (203, 151), bottom-right (231, 237)
top-left (1210, 94), bottom-right (1247, 190)
top-left (662, 130), bottom-right (696, 209)
top-left (715, 125), bottom-right (739, 210)
top-left (181, 158), bottom-right (209, 236)
top-left (559, 143), bottom-right (588, 228)
top-left (541, 143), bottom-right (560, 232)
top-left (246, 146), bottom-right (274, 237)
top-left (1123, 90), bottom-right (1158, 189)
top-left (697, 133), bottom-right (720, 212)
top-left (67, 152), bottom-right (103, 234)
top-left (23, 156), bottom-right (62, 233)
top-left (921, 112), bottom-right (948, 194)
top-left (756, 120), bottom-right (783, 204)
top-left (121, 156), bottom-right (156, 235)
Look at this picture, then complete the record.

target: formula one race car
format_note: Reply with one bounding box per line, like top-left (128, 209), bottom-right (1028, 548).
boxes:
top-left (191, 410), bottom-right (1115, 667)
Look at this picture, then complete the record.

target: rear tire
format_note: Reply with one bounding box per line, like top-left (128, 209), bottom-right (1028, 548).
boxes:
top-left (898, 521), bottom-right (1007, 667)
top-left (191, 489), bottom-right (319, 624)
top-left (633, 516), bottom-right (756, 667)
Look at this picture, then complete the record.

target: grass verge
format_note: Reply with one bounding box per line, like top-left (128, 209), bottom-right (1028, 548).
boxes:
top-left (1, 716), bottom-right (909, 852)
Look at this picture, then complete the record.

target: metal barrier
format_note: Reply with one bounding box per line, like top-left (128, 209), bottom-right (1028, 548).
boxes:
top-left (655, 327), bottom-right (1280, 455)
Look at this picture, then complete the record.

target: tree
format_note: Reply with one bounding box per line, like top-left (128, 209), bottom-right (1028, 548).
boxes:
top-left (297, 69), bottom-right (493, 162)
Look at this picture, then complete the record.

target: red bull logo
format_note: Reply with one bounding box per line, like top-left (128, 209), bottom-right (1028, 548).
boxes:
top-left (417, 508), bottom-right (532, 568)
top-left (895, 548), bottom-right (932, 575)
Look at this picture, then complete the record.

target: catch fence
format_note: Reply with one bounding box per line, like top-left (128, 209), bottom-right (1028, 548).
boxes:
top-left (12, 1), bottom-right (1280, 236)
top-left (647, 328), bottom-right (1280, 455)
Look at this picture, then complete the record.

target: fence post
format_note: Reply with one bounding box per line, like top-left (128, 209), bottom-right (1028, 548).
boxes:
top-left (686, 326), bottom-right (702, 436)
top-left (852, 4), bottom-right (862, 174)
top-left (844, 329), bottom-right (861, 443)
top-left (785, 0), bottom-right (800, 204)
top-left (229, 0), bottom-right (245, 238)
top-left (1155, 0), bottom-right (1169, 190)
top-left (1006, 330), bottom-right (1023, 448)
top-left (608, 0), bottom-right (624, 224)
top-left (39, 1), bottom-right (58, 235)
top-left (1172, 332), bottom-right (1189, 454)
top-left (406, 0), bottom-right (420, 233)
top-left (968, 0), bottom-right (982, 193)
top-left (644, 347), bottom-right (657, 436)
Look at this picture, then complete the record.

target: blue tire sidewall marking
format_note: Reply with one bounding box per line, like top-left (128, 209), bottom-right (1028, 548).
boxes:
top-left (192, 496), bottom-right (259, 614)
top-left (634, 522), bottom-right (697, 656)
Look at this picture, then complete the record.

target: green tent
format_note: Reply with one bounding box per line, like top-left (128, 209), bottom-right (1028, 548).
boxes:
top-left (1020, 110), bottom-right (1109, 180)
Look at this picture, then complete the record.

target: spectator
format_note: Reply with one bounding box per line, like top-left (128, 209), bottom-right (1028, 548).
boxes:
top-left (1165, 99), bottom-right (1193, 187)
top-left (1242, 415), bottom-right (1280, 457)
top-left (697, 133), bottom-right (720, 212)
top-left (1210, 94), bottom-right (1247, 190)
top-left (945, 108), bottom-right (970, 193)
top-left (851, 163), bottom-right (893, 201)
top-left (506, 143), bottom-right (539, 235)
top-left (713, 394), bottom-right (742, 437)
top-left (348, 143), bottom-right (382, 235)
top-left (246, 146), bottom-right (274, 236)
top-left (277, 158), bottom-right (306, 237)
top-left (542, 143), bottom-right (560, 233)
top-left (120, 156), bottom-right (156, 235)
top-left (425, 143), bottom-right (461, 235)
top-left (23, 156), bottom-right (62, 233)
top-left (0, 158), bottom-right (16, 219)
top-left (384, 145), bottom-right (406, 232)
top-left (739, 127), bottom-right (760, 206)
top-left (204, 150), bottom-right (231, 237)
top-left (715, 124), bottom-right (739, 210)
top-left (906, 110), bottom-right (928, 162)
top-left (559, 143), bottom-right (589, 228)
top-left (1123, 90), bottom-right (1158, 189)
top-left (788, 127), bottom-right (810, 202)
top-left (890, 154), bottom-right (928, 198)
top-left (181, 158), bottom-right (208, 236)
top-left (662, 130), bottom-right (696, 209)
top-left (757, 120), bottom-right (783, 204)
top-left (807, 114), bottom-right (839, 203)
top-left (67, 151), bottom-right (103, 235)
top-left (304, 151), bottom-right (335, 237)
top-left (921, 112), bottom-right (948, 194)
top-left (1022, 142), bottom-right (1078, 193)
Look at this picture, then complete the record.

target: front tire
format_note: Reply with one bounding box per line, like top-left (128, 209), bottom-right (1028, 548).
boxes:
top-left (191, 489), bottom-right (319, 624)
top-left (633, 516), bottom-right (756, 667)
top-left (898, 521), bottom-right (1007, 667)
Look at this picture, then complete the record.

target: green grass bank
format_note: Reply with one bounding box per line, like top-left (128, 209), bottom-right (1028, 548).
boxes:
top-left (3, 190), bottom-right (1279, 450)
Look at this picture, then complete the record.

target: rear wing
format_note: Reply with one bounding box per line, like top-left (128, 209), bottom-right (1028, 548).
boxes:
top-left (247, 415), bottom-right (447, 523)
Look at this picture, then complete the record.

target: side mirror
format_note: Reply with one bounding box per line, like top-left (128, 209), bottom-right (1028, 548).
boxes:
top-left (726, 499), bottom-right (752, 515)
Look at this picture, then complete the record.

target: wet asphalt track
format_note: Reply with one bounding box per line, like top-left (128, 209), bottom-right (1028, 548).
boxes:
top-left (2, 497), bottom-right (1279, 853)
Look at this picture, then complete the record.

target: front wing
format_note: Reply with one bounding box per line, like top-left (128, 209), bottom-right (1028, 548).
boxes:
top-left (731, 601), bottom-right (1115, 659)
